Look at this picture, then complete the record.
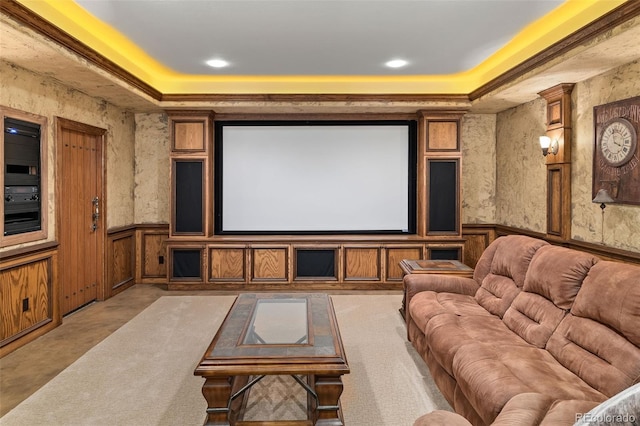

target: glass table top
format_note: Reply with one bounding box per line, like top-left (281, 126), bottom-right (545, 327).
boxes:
top-left (243, 298), bottom-right (309, 345)
top-left (205, 293), bottom-right (343, 360)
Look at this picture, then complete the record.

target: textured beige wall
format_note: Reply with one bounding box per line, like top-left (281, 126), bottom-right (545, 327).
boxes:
top-left (495, 60), bottom-right (640, 251)
top-left (571, 60), bottom-right (640, 251)
top-left (0, 61), bottom-right (135, 246)
top-left (134, 113), bottom-right (170, 224)
top-left (461, 114), bottom-right (497, 224)
top-left (495, 98), bottom-right (548, 233)
top-left (132, 113), bottom-right (500, 227)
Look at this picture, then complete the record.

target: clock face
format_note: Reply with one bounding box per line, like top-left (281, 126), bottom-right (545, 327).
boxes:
top-left (599, 118), bottom-right (637, 167)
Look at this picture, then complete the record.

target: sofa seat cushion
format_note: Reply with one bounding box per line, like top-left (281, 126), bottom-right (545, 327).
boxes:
top-left (452, 343), bottom-right (607, 424)
top-left (546, 315), bottom-right (640, 399)
top-left (424, 313), bottom-right (529, 376)
top-left (409, 291), bottom-right (493, 333)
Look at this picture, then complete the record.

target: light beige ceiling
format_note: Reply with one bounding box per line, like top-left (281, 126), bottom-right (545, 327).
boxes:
top-left (1, 1), bottom-right (640, 114)
top-left (75, 0), bottom-right (562, 77)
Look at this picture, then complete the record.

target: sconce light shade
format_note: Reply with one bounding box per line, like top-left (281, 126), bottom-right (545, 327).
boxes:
top-left (592, 188), bottom-right (614, 209)
top-left (539, 136), bottom-right (551, 149)
top-left (539, 135), bottom-right (558, 156)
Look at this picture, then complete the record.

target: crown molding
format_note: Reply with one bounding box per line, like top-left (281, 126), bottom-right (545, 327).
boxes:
top-left (470, 1), bottom-right (640, 101)
top-left (2, 0), bottom-right (639, 103)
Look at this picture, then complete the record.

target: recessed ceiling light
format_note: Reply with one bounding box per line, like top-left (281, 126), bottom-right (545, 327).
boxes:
top-left (206, 58), bottom-right (229, 68)
top-left (385, 59), bottom-right (409, 68)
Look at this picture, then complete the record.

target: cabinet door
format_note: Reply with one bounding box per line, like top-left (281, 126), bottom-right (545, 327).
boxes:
top-left (209, 247), bottom-right (246, 282)
top-left (344, 246), bottom-right (380, 281)
top-left (170, 247), bottom-right (203, 280)
top-left (385, 246), bottom-right (424, 281)
top-left (173, 160), bottom-right (204, 235)
top-left (427, 159), bottom-right (460, 234)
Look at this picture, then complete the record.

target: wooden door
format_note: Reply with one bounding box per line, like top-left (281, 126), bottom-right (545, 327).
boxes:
top-left (56, 118), bottom-right (105, 315)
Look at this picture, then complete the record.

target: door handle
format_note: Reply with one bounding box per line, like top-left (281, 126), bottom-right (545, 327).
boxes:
top-left (92, 197), bottom-right (100, 231)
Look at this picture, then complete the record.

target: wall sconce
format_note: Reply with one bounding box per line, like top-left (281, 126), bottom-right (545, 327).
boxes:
top-left (592, 188), bottom-right (615, 244)
top-left (539, 135), bottom-right (559, 156)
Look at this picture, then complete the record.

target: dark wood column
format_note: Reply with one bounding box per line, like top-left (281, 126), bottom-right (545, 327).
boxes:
top-left (538, 84), bottom-right (574, 241)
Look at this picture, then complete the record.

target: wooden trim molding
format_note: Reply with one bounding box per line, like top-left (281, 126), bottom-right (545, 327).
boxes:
top-left (493, 225), bottom-right (640, 265)
top-left (0, 241), bottom-right (58, 261)
top-left (469, 2), bottom-right (640, 101)
top-left (0, 0), bottom-right (162, 100)
top-left (4, 0), bottom-right (639, 106)
top-left (162, 93), bottom-right (471, 104)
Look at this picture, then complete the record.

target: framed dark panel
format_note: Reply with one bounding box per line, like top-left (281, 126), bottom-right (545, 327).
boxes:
top-left (429, 248), bottom-right (461, 261)
top-left (171, 249), bottom-right (202, 279)
top-left (174, 160), bottom-right (203, 234)
top-left (294, 249), bottom-right (337, 279)
top-left (428, 160), bottom-right (459, 233)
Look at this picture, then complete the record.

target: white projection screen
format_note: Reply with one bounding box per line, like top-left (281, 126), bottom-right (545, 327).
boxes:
top-left (214, 121), bottom-right (417, 234)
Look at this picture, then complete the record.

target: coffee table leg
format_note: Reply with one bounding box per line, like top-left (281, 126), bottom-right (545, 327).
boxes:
top-left (314, 375), bottom-right (344, 426)
top-left (201, 377), bottom-right (232, 426)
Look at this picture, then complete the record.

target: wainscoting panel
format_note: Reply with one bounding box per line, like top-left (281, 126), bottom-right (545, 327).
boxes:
top-left (136, 227), bottom-right (169, 284)
top-left (461, 225), bottom-right (496, 268)
top-left (0, 242), bottom-right (59, 357)
top-left (107, 227), bottom-right (135, 297)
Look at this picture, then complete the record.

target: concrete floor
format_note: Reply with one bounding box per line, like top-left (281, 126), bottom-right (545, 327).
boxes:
top-left (1, 284), bottom-right (400, 417)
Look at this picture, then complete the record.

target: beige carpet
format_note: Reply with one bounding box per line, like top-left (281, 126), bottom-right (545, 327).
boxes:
top-left (0, 295), bottom-right (451, 426)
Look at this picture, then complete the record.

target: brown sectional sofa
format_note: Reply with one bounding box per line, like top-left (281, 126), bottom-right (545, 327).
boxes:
top-left (405, 235), bottom-right (640, 425)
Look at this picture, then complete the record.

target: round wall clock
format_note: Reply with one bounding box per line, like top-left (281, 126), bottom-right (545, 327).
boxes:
top-left (599, 117), bottom-right (637, 167)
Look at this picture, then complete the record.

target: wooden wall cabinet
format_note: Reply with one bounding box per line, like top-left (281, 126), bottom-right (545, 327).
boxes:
top-left (166, 239), bottom-right (465, 290)
top-left (168, 111), bottom-right (213, 238)
top-left (0, 242), bottom-right (59, 357)
top-left (419, 111), bottom-right (464, 237)
top-left (165, 110), bottom-right (467, 291)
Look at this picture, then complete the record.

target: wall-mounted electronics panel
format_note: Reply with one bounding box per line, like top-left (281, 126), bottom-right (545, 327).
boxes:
top-left (2, 113), bottom-right (46, 243)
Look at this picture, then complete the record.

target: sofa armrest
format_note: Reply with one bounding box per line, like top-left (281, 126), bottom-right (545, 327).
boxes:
top-left (404, 273), bottom-right (480, 325)
top-left (404, 273), bottom-right (479, 296)
top-left (404, 271), bottom-right (477, 303)
top-left (491, 393), bottom-right (600, 426)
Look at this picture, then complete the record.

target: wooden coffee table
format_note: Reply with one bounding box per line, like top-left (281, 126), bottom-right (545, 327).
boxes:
top-left (194, 293), bottom-right (349, 426)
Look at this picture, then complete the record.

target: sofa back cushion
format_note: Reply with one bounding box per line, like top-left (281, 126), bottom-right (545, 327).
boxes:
top-left (546, 261), bottom-right (640, 397)
top-left (474, 235), bottom-right (548, 317)
top-left (502, 245), bottom-right (598, 348)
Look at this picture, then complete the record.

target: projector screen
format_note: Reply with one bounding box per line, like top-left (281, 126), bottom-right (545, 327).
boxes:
top-left (214, 121), bottom-right (417, 234)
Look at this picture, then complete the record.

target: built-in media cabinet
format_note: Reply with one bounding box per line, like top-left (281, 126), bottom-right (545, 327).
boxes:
top-left (166, 110), bottom-right (466, 290)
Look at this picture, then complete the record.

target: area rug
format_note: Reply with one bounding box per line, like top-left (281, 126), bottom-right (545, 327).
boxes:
top-left (0, 295), bottom-right (451, 425)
